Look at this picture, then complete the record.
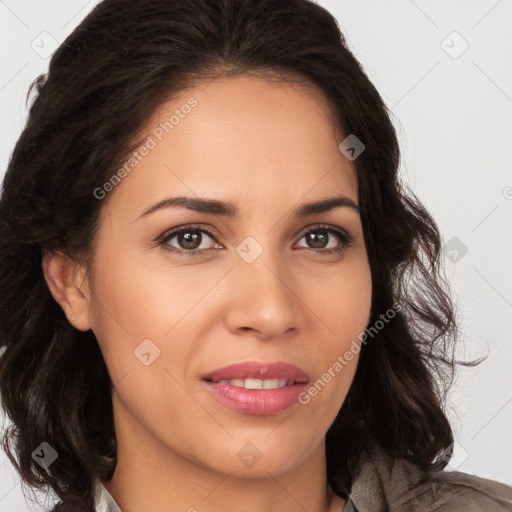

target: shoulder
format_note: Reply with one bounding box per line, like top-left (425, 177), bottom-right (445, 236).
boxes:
top-left (346, 440), bottom-right (512, 511)
top-left (421, 469), bottom-right (512, 510)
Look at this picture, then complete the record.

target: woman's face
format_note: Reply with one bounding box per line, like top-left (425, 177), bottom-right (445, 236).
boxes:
top-left (84, 76), bottom-right (372, 477)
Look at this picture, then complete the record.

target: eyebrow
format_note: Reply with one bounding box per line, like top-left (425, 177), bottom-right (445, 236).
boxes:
top-left (138, 195), bottom-right (360, 219)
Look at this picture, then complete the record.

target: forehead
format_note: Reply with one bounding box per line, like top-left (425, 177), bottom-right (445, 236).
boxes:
top-left (105, 75), bottom-right (358, 219)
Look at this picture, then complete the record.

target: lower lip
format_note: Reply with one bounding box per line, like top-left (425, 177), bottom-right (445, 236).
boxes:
top-left (202, 380), bottom-right (308, 416)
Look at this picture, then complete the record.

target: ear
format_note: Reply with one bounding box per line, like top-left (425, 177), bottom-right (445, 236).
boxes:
top-left (41, 250), bottom-right (93, 331)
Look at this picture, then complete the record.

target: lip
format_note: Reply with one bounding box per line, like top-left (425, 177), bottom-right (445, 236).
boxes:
top-left (200, 361), bottom-right (310, 416)
top-left (201, 361), bottom-right (309, 384)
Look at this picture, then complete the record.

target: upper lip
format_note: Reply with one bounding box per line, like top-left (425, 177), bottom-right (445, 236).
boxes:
top-left (201, 361), bottom-right (309, 385)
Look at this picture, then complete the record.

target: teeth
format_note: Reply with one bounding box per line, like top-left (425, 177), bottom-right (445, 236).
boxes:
top-left (263, 378), bottom-right (287, 389)
top-left (215, 378), bottom-right (289, 389)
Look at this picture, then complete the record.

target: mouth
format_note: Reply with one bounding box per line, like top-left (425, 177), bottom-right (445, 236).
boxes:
top-left (200, 361), bottom-right (309, 415)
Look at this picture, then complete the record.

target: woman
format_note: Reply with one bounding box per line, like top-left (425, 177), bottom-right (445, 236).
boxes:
top-left (0, 0), bottom-right (510, 511)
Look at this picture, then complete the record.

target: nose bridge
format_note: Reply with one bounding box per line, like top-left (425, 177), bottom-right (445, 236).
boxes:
top-left (236, 232), bottom-right (290, 290)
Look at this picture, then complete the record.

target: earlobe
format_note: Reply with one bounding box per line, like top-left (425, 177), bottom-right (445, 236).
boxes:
top-left (41, 250), bottom-right (93, 331)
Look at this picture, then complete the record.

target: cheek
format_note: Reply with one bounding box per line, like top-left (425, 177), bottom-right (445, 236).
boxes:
top-left (334, 262), bottom-right (372, 337)
top-left (87, 242), bottom-right (233, 393)
top-left (303, 255), bottom-right (371, 405)
top-left (87, 252), bottom-right (207, 438)
top-left (306, 250), bottom-right (372, 342)
top-left (332, 264), bottom-right (371, 374)
top-left (91, 249), bottom-right (229, 334)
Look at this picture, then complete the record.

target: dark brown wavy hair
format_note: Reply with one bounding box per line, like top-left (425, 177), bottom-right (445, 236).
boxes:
top-left (0, 0), bottom-right (473, 510)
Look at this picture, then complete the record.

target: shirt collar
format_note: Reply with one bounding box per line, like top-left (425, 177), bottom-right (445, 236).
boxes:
top-left (94, 478), bottom-right (123, 512)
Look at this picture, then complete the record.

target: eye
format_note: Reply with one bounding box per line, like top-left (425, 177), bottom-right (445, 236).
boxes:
top-left (295, 224), bottom-right (353, 255)
top-left (159, 225), bottom-right (220, 256)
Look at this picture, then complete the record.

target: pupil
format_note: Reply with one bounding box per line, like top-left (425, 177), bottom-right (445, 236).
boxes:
top-left (308, 230), bottom-right (327, 249)
top-left (180, 231), bottom-right (201, 250)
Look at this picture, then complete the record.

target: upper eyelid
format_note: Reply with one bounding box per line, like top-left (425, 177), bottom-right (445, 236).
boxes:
top-left (159, 224), bottom-right (222, 244)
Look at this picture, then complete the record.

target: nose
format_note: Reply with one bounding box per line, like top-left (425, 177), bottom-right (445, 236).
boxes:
top-left (223, 240), bottom-right (302, 341)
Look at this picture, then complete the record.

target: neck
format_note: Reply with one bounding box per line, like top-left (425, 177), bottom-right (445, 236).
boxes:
top-left (103, 394), bottom-right (345, 512)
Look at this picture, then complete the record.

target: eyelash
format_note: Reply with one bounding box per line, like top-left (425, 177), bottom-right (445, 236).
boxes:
top-left (157, 223), bottom-right (354, 258)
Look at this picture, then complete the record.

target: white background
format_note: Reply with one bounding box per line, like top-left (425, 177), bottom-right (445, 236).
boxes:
top-left (1, 1), bottom-right (511, 510)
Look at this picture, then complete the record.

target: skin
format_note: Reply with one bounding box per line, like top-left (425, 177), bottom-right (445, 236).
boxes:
top-left (43, 75), bottom-right (372, 512)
